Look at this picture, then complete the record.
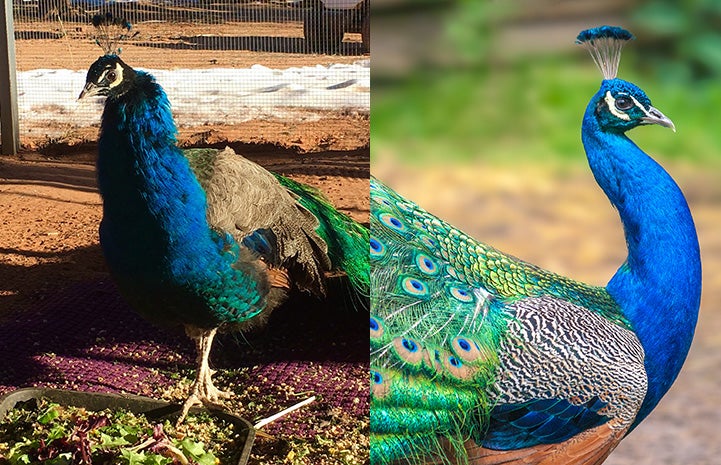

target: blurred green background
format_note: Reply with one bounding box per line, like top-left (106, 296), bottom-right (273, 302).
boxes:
top-left (372, 0), bottom-right (721, 167)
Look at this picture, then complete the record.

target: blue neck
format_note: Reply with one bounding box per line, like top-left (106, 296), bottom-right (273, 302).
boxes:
top-left (582, 89), bottom-right (702, 428)
top-left (97, 72), bottom-right (216, 274)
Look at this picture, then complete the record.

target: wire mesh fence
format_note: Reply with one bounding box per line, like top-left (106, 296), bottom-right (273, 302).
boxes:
top-left (9, 0), bottom-right (370, 151)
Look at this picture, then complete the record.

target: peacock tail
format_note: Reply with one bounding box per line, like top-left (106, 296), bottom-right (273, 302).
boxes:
top-left (183, 146), bottom-right (369, 301)
top-left (274, 173), bottom-right (370, 297)
top-left (370, 177), bottom-right (506, 463)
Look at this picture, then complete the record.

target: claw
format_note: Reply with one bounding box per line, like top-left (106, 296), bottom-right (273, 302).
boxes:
top-left (176, 326), bottom-right (234, 426)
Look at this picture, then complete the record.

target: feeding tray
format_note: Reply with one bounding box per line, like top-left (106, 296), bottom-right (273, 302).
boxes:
top-left (0, 387), bottom-right (255, 465)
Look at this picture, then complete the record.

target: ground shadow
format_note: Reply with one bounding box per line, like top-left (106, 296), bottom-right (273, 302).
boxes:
top-left (0, 244), bottom-right (107, 314)
top-left (0, 269), bottom-right (366, 395)
top-left (11, 143), bottom-right (369, 180)
top-left (0, 158), bottom-right (97, 194)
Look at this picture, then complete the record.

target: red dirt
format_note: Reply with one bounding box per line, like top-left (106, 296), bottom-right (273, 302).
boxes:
top-left (0, 145), bottom-right (369, 317)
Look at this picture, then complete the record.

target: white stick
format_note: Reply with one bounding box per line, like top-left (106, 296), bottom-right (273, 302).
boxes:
top-left (254, 396), bottom-right (316, 429)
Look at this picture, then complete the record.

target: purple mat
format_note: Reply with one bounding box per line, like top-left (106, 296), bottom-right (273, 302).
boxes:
top-left (0, 279), bottom-right (368, 437)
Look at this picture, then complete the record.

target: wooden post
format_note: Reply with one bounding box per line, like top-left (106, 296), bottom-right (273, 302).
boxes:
top-left (0, 0), bottom-right (19, 155)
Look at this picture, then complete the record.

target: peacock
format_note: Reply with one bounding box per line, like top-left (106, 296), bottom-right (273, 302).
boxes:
top-left (370, 26), bottom-right (701, 464)
top-left (78, 15), bottom-right (369, 422)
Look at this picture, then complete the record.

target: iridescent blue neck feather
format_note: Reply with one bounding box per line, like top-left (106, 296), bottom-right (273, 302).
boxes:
top-left (97, 71), bottom-right (265, 328)
top-left (582, 81), bottom-right (702, 428)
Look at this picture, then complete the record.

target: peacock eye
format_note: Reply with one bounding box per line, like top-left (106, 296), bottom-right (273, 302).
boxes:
top-left (615, 96), bottom-right (633, 111)
top-left (106, 70), bottom-right (117, 83)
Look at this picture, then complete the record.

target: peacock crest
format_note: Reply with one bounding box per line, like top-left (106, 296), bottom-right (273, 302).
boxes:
top-left (91, 12), bottom-right (138, 56)
top-left (576, 25), bottom-right (634, 80)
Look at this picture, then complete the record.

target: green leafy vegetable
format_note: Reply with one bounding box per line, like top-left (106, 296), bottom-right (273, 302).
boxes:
top-left (0, 398), bottom-right (242, 464)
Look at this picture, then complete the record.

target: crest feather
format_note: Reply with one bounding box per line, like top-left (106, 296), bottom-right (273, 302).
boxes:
top-left (576, 26), bottom-right (634, 80)
top-left (92, 12), bottom-right (137, 56)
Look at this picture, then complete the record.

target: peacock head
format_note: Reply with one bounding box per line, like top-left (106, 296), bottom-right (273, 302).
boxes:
top-left (79, 54), bottom-right (137, 100)
top-left (577, 26), bottom-right (675, 134)
top-left (592, 78), bottom-right (675, 134)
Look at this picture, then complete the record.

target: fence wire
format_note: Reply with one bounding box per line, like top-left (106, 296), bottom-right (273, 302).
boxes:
top-left (9, 0), bottom-right (370, 149)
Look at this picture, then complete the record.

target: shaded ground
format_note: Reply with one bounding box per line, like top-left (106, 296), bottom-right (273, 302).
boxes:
top-left (374, 160), bottom-right (721, 465)
top-left (24, 114), bottom-right (370, 161)
top-left (0, 146), bottom-right (369, 465)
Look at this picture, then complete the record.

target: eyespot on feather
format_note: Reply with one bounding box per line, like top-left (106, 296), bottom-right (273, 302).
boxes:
top-left (377, 197), bottom-right (393, 207)
top-left (371, 369), bottom-right (390, 399)
top-left (370, 316), bottom-right (384, 339)
top-left (400, 276), bottom-right (429, 297)
top-left (449, 286), bottom-right (474, 303)
top-left (419, 234), bottom-right (437, 249)
top-left (392, 337), bottom-right (424, 365)
top-left (451, 336), bottom-right (486, 363)
top-left (415, 253), bottom-right (439, 275)
top-left (378, 212), bottom-right (407, 233)
top-left (370, 236), bottom-right (386, 258)
top-left (442, 352), bottom-right (478, 380)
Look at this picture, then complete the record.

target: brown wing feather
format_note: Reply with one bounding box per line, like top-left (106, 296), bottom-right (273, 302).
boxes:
top-left (440, 421), bottom-right (627, 465)
top-left (198, 147), bottom-right (331, 297)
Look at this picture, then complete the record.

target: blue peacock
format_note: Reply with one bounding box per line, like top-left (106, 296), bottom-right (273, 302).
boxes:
top-left (79, 15), bottom-right (369, 422)
top-left (370, 26), bottom-right (702, 464)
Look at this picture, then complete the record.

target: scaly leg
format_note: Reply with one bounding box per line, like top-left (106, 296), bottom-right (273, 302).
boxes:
top-left (177, 326), bottom-right (234, 425)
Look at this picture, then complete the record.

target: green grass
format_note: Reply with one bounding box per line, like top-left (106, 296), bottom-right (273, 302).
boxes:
top-left (372, 54), bottom-right (721, 169)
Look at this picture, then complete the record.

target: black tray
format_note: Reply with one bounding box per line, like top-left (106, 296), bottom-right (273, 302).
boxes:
top-left (0, 387), bottom-right (255, 465)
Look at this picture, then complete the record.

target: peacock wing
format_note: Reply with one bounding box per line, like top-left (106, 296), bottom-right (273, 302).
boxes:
top-left (370, 177), bottom-right (643, 464)
top-left (184, 147), bottom-right (332, 296)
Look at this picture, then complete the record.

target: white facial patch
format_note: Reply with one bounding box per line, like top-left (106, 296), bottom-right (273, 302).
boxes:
top-left (100, 62), bottom-right (124, 89)
top-left (605, 91), bottom-right (653, 121)
top-left (604, 91), bottom-right (631, 121)
top-left (632, 96), bottom-right (655, 119)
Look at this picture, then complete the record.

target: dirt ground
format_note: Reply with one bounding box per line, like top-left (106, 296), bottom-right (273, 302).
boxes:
top-left (13, 19), bottom-right (367, 71)
top-left (0, 146), bottom-right (369, 464)
top-left (0, 146), bottom-right (369, 315)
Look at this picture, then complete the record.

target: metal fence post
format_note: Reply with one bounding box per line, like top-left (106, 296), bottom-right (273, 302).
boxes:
top-left (0, 0), bottom-right (18, 155)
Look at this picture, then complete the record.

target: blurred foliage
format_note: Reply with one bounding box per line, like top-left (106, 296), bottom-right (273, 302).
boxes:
top-left (373, 57), bottom-right (721, 167)
top-left (441, 1), bottom-right (513, 66)
top-left (632, 0), bottom-right (721, 81)
top-left (372, 0), bottom-right (721, 168)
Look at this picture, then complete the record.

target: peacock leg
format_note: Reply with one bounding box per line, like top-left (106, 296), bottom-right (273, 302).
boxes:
top-left (177, 326), bottom-right (234, 425)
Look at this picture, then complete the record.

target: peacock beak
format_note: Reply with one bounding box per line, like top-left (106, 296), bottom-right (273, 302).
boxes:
top-left (78, 81), bottom-right (100, 100)
top-left (642, 106), bottom-right (676, 132)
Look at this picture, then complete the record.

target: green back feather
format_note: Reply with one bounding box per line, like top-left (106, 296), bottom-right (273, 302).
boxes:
top-left (274, 174), bottom-right (370, 297)
top-left (183, 148), bottom-right (219, 186)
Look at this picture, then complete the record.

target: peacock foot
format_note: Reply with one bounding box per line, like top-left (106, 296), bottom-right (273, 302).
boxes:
top-left (177, 326), bottom-right (234, 425)
top-left (176, 371), bottom-right (234, 426)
